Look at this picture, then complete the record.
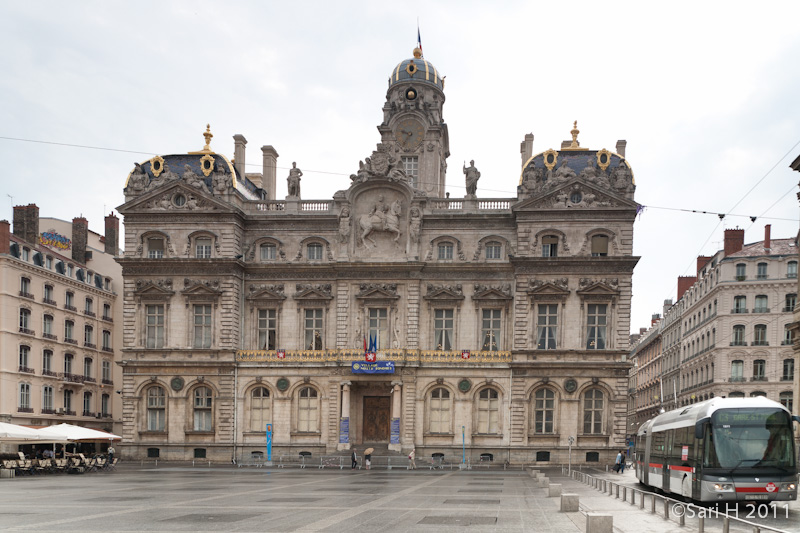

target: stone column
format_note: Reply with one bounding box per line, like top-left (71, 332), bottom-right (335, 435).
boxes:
top-left (389, 381), bottom-right (402, 452)
top-left (337, 381), bottom-right (351, 451)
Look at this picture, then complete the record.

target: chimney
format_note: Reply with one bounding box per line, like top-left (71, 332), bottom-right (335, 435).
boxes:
top-left (0, 220), bottom-right (9, 254)
top-left (639, 327), bottom-right (647, 335)
top-left (663, 299), bottom-right (673, 316)
top-left (616, 140), bottom-right (627, 157)
top-left (261, 145), bottom-right (279, 201)
top-left (651, 313), bottom-right (661, 326)
top-left (677, 276), bottom-right (697, 301)
top-left (233, 134), bottom-right (247, 182)
top-left (520, 133), bottom-right (534, 168)
top-left (764, 224), bottom-right (771, 252)
top-left (104, 212), bottom-right (119, 257)
top-left (12, 204), bottom-right (39, 244)
top-left (724, 228), bottom-right (745, 256)
top-left (72, 217), bottom-right (88, 264)
top-left (697, 255), bottom-right (712, 274)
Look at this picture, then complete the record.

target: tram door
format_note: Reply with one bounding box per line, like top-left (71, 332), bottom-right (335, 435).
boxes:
top-left (641, 432), bottom-right (651, 485)
top-left (663, 430), bottom-right (673, 490)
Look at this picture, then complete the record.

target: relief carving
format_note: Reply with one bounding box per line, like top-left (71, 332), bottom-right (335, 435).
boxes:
top-left (529, 278), bottom-right (568, 291)
top-left (579, 278), bottom-right (619, 290)
top-left (358, 196), bottom-right (402, 248)
top-left (356, 283), bottom-right (398, 297)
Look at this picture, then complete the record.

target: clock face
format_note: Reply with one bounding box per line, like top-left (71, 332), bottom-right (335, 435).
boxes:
top-left (395, 118), bottom-right (425, 150)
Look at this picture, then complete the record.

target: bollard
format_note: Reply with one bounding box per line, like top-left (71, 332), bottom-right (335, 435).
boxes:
top-left (678, 505), bottom-right (685, 526)
top-left (615, 484), bottom-right (620, 498)
top-left (650, 494), bottom-right (656, 514)
top-left (585, 512), bottom-right (613, 533)
top-left (560, 493), bottom-right (579, 512)
top-left (548, 484), bottom-right (562, 498)
top-left (698, 516), bottom-right (704, 533)
top-left (639, 491), bottom-right (644, 509)
top-left (663, 499), bottom-right (669, 520)
top-left (538, 477), bottom-right (550, 488)
top-left (622, 487), bottom-right (626, 502)
top-left (722, 516), bottom-right (730, 533)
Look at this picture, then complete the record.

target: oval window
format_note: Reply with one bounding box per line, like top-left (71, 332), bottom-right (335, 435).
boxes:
top-left (174, 194), bottom-right (186, 207)
top-left (570, 192), bottom-right (582, 204)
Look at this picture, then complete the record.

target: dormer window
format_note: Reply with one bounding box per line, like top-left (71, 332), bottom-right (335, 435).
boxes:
top-left (591, 235), bottom-right (609, 257)
top-left (485, 242), bottom-right (501, 260)
top-left (437, 242), bottom-right (453, 260)
top-left (260, 243), bottom-right (276, 261)
top-left (148, 237), bottom-right (164, 259)
top-left (195, 237), bottom-right (212, 259)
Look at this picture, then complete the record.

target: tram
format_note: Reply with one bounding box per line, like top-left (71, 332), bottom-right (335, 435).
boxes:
top-left (635, 397), bottom-right (799, 502)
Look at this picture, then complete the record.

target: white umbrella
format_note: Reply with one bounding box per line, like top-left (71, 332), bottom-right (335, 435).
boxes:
top-left (0, 422), bottom-right (46, 442)
top-left (36, 423), bottom-right (121, 441)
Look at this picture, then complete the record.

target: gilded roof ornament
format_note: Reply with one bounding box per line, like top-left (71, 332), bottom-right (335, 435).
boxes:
top-left (189, 124), bottom-right (216, 155)
top-left (412, 47), bottom-right (422, 59)
top-left (562, 120), bottom-right (586, 151)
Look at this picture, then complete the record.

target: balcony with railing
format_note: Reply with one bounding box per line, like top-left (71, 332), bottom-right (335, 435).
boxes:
top-left (19, 327), bottom-right (35, 336)
top-left (84, 310), bottom-right (96, 318)
top-left (102, 315), bottom-right (113, 323)
top-left (59, 372), bottom-right (84, 384)
top-left (236, 348), bottom-right (512, 364)
top-left (751, 340), bottom-right (769, 346)
top-left (731, 308), bottom-right (748, 314)
top-left (19, 291), bottom-right (34, 300)
top-left (250, 198), bottom-right (515, 214)
top-left (64, 337), bottom-right (77, 345)
top-left (782, 375), bottom-right (795, 381)
top-left (42, 333), bottom-right (57, 341)
top-left (728, 376), bottom-right (746, 382)
top-left (82, 410), bottom-right (93, 417)
top-left (18, 366), bottom-right (34, 374)
top-left (750, 376), bottom-right (767, 382)
top-left (83, 376), bottom-right (96, 383)
top-left (42, 369), bottom-right (58, 377)
top-left (64, 410), bottom-right (76, 416)
top-left (41, 408), bottom-right (56, 415)
top-left (17, 407), bottom-right (33, 413)
top-left (102, 378), bottom-right (114, 386)
top-left (64, 304), bottom-right (77, 312)
top-left (102, 346), bottom-right (113, 353)
top-left (43, 298), bottom-right (57, 306)
top-left (752, 307), bottom-right (770, 314)
top-left (84, 342), bottom-right (96, 350)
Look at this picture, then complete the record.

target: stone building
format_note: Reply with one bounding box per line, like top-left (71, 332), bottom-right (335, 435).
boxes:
top-left (789, 155), bottom-right (800, 427)
top-left (0, 206), bottom-right (123, 445)
top-left (116, 48), bottom-right (638, 465)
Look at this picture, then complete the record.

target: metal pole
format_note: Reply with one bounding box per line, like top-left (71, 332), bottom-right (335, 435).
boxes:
top-left (461, 425), bottom-right (465, 465)
top-left (568, 436), bottom-right (574, 476)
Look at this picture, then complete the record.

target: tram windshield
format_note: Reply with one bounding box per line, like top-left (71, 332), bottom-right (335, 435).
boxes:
top-left (703, 408), bottom-right (796, 471)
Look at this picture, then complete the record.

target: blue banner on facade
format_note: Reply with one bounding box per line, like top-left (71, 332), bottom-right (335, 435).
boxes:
top-left (390, 417), bottom-right (400, 444)
top-left (351, 361), bottom-right (395, 374)
top-left (339, 417), bottom-right (349, 444)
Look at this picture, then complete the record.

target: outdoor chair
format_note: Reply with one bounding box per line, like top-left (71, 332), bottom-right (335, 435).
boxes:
top-left (95, 457), bottom-right (106, 470)
top-left (106, 457), bottom-right (118, 470)
top-left (53, 458), bottom-right (68, 472)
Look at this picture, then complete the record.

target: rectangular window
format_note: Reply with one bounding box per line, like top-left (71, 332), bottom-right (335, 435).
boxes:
top-left (481, 309), bottom-right (501, 351)
top-left (485, 242), bottom-right (501, 260)
top-left (64, 354), bottom-right (73, 374)
top-left (730, 360), bottom-right (743, 380)
top-left (586, 304), bottom-right (607, 349)
top-left (19, 309), bottom-right (31, 331)
top-left (65, 291), bottom-right (74, 309)
top-left (757, 263), bottom-right (767, 280)
top-left (257, 309), bottom-right (277, 350)
top-left (735, 263), bottom-right (746, 280)
top-left (44, 284), bottom-right (54, 303)
top-left (753, 325), bottom-right (767, 345)
top-left (304, 309), bottom-right (323, 350)
top-left (401, 156), bottom-right (419, 187)
top-left (733, 296), bottom-right (746, 313)
top-left (147, 388), bottom-right (166, 432)
top-left (102, 360), bottom-right (111, 382)
top-left (783, 359), bottom-right (795, 381)
top-left (147, 238), bottom-right (164, 259)
top-left (43, 387), bottom-right (53, 411)
top-left (102, 330), bottom-right (111, 350)
top-left (101, 394), bottom-right (109, 416)
top-left (85, 297), bottom-right (93, 314)
top-left (591, 235), bottom-right (609, 257)
top-left (789, 262), bottom-right (798, 278)
top-left (260, 243), bottom-right (276, 260)
top-left (83, 358), bottom-right (92, 378)
top-left (753, 360), bottom-right (766, 380)
top-left (434, 309), bottom-right (454, 350)
top-left (195, 237), bottom-right (212, 258)
top-left (83, 392), bottom-right (92, 415)
top-left (19, 384), bottom-right (30, 410)
top-left (63, 389), bottom-right (73, 412)
top-left (537, 304), bottom-right (558, 349)
top-left (754, 295), bottom-right (768, 313)
top-left (541, 236), bottom-right (558, 257)
top-left (64, 320), bottom-right (74, 341)
top-left (785, 294), bottom-right (797, 312)
top-left (19, 345), bottom-right (29, 368)
top-left (193, 305), bottom-right (212, 349)
top-left (368, 308), bottom-right (390, 350)
top-left (103, 303), bottom-right (111, 320)
top-left (84, 325), bottom-right (93, 345)
top-left (43, 315), bottom-right (53, 336)
top-left (43, 350), bottom-right (53, 373)
top-left (307, 243), bottom-right (323, 260)
top-left (437, 243), bottom-right (453, 260)
top-left (145, 304), bottom-right (165, 349)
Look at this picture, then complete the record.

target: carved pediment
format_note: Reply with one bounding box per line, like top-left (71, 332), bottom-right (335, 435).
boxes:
top-left (577, 278), bottom-right (620, 300)
top-left (513, 181), bottom-right (637, 211)
top-left (247, 284), bottom-right (286, 302)
top-left (294, 283), bottom-right (333, 301)
top-left (133, 279), bottom-right (175, 301)
top-left (118, 182), bottom-right (231, 214)
top-left (356, 283), bottom-right (399, 300)
top-left (423, 283), bottom-right (464, 301)
top-left (527, 278), bottom-right (570, 300)
top-left (472, 283), bottom-right (513, 302)
top-left (181, 279), bottom-right (222, 299)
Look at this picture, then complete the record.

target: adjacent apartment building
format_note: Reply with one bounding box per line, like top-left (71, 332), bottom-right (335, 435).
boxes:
top-left (0, 205), bottom-right (123, 440)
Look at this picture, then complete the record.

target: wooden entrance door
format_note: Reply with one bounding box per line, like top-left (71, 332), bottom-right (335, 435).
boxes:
top-left (362, 396), bottom-right (390, 442)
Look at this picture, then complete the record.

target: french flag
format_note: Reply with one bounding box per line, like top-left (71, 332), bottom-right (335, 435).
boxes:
top-left (417, 26), bottom-right (423, 57)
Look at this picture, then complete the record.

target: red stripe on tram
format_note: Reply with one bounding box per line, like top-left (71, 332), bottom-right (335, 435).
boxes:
top-left (668, 465), bottom-right (694, 473)
top-left (735, 487), bottom-right (776, 493)
top-left (648, 463), bottom-right (662, 469)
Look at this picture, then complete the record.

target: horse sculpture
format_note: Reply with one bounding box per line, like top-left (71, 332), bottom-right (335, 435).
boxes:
top-left (359, 199), bottom-right (402, 247)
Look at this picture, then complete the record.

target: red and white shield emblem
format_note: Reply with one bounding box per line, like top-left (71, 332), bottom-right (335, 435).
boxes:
top-left (765, 482), bottom-right (778, 493)
top-left (461, 351), bottom-right (470, 359)
top-left (276, 350), bottom-right (285, 359)
top-left (365, 352), bottom-right (376, 363)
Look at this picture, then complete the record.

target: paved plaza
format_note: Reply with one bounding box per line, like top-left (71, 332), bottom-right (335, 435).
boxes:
top-left (0, 465), bottom-right (798, 532)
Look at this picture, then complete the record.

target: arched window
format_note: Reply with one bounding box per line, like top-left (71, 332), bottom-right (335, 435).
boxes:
top-left (297, 387), bottom-right (319, 432)
top-left (485, 241), bottom-right (502, 260)
top-left (754, 295), bottom-right (768, 313)
top-left (783, 359), bottom-right (795, 381)
top-left (476, 388), bottom-right (499, 434)
top-left (730, 360), bottom-right (744, 381)
top-left (429, 387), bottom-right (451, 434)
top-left (83, 391), bottom-right (92, 416)
top-left (780, 391), bottom-right (793, 411)
top-left (583, 389), bottom-right (604, 434)
top-left (533, 388), bottom-right (555, 434)
top-left (19, 308), bottom-right (32, 334)
top-left (250, 387), bottom-right (271, 432)
top-left (728, 391), bottom-right (745, 398)
top-left (590, 235), bottom-right (609, 257)
top-left (147, 386), bottom-right (166, 431)
top-left (753, 324), bottom-right (767, 345)
top-left (193, 386), bottom-right (213, 431)
top-left (732, 325), bottom-right (745, 346)
top-left (756, 263), bottom-right (767, 280)
top-left (752, 359), bottom-right (766, 380)
top-left (307, 243), bottom-right (323, 261)
top-left (750, 391), bottom-right (766, 398)
top-left (19, 383), bottom-right (31, 410)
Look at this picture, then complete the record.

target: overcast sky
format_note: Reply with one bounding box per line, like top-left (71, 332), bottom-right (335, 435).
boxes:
top-left (2, 1), bottom-right (799, 334)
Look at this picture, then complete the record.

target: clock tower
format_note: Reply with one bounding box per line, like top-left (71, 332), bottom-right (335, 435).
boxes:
top-left (379, 47), bottom-right (449, 197)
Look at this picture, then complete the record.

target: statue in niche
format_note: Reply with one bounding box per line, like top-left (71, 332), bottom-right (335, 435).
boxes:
top-left (612, 161), bottom-right (634, 193)
top-left (409, 205), bottom-right (422, 243)
top-left (553, 159), bottom-right (576, 184)
top-left (128, 163), bottom-right (148, 194)
top-left (338, 206), bottom-right (351, 243)
top-left (212, 172), bottom-right (228, 195)
top-left (463, 160), bottom-right (481, 196)
top-left (359, 197), bottom-right (402, 247)
top-left (183, 165), bottom-right (206, 190)
top-left (287, 162), bottom-right (302, 198)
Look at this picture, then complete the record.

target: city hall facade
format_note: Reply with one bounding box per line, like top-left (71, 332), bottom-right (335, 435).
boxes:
top-left (117, 48), bottom-right (639, 465)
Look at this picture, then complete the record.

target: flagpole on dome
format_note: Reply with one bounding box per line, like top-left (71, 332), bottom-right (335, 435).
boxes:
top-left (417, 20), bottom-right (423, 58)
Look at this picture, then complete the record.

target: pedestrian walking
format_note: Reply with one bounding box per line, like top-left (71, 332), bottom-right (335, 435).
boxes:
top-left (619, 451), bottom-right (626, 474)
top-left (363, 447), bottom-right (373, 470)
top-left (351, 448), bottom-right (358, 470)
top-left (408, 448), bottom-right (416, 470)
top-left (107, 445), bottom-right (115, 463)
top-left (614, 450), bottom-right (623, 473)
